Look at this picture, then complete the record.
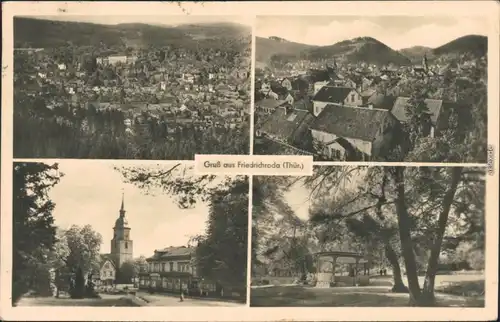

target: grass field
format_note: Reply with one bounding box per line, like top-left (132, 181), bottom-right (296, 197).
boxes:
top-left (250, 274), bottom-right (485, 307)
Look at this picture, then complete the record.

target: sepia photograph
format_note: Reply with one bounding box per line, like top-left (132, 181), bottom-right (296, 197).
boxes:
top-left (13, 15), bottom-right (252, 160)
top-left (251, 166), bottom-right (486, 307)
top-left (12, 161), bottom-right (248, 307)
top-left (2, 1), bottom-right (499, 321)
top-left (253, 16), bottom-right (488, 162)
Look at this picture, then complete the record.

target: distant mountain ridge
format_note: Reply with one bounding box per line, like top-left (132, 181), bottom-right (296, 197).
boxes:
top-left (14, 17), bottom-right (250, 49)
top-left (433, 35), bottom-right (487, 56)
top-left (255, 36), bottom-right (317, 65)
top-left (257, 34), bottom-right (487, 66)
top-left (399, 35), bottom-right (487, 62)
top-left (399, 46), bottom-right (433, 63)
top-left (305, 37), bottom-right (411, 66)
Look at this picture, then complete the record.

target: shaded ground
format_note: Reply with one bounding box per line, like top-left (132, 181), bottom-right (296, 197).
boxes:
top-left (16, 292), bottom-right (244, 307)
top-left (250, 274), bottom-right (485, 307)
top-left (135, 292), bottom-right (244, 307)
top-left (16, 293), bottom-right (140, 307)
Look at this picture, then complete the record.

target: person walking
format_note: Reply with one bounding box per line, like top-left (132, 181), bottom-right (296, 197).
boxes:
top-left (179, 282), bottom-right (184, 302)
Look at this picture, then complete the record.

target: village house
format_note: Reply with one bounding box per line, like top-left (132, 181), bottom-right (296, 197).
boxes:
top-left (390, 97), bottom-right (453, 138)
top-left (94, 255), bottom-right (117, 287)
top-left (138, 246), bottom-right (220, 296)
top-left (256, 105), bottom-right (315, 150)
top-left (256, 98), bottom-right (288, 115)
top-left (313, 81), bottom-right (329, 95)
top-left (312, 86), bottom-right (363, 116)
top-left (310, 104), bottom-right (402, 161)
top-left (108, 54), bottom-right (128, 66)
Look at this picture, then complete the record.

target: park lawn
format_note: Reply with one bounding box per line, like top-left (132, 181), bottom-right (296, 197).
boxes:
top-left (250, 286), bottom-right (484, 307)
top-left (15, 295), bottom-right (140, 307)
top-left (250, 274), bottom-right (485, 307)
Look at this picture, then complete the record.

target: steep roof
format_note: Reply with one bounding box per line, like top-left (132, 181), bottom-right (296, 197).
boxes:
top-left (256, 98), bottom-right (287, 110)
top-left (258, 107), bottom-right (315, 144)
top-left (366, 93), bottom-right (397, 111)
top-left (311, 105), bottom-right (393, 142)
top-left (147, 246), bottom-right (195, 261)
top-left (99, 254), bottom-right (117, 269)
top-left (391, 97), bottom-right (443, 125)
top-left (293, 96), bottom-right (313, 112)
top-left (313, 86), bottom-right (354, 103)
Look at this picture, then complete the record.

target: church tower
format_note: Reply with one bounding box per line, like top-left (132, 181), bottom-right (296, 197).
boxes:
top-left (111, 193), bottom-right (133, 267)
top-left (422, 54), bottom-right (429, 72)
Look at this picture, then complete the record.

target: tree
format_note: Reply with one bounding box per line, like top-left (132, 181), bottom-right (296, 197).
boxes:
top-left (194, 178), bottom-right (249, 292)
top-left (63, 225), bottom-right (102, 296)
top-left (117, 165), bottom-right (249, 293)
top-left (404, 82), bottom-right (432, 149)
top-left (49, 230), bottom-right (71, 297)
top-left (12, 162), bottom-right (62, 304)
top-left (133, 256), bottom-right (148, 275)
top-left (251, 176), bottom-right (298, 275)
top-left (301, 165), bottom-right (485, 306)
top-left (117, 260), bottom-right (136, 284)
top-left (69, 267), bottom-right (85, 299)
top-left (306, 167), bottom-right (409, 292)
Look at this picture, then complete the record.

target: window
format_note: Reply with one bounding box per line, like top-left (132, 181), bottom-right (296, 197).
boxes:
top-left (125, 242), bottom-right (128, 249)
top-left (162, 263), bottom-right (167, 272)
top-left (351, 94), bottom-right (355, 102)
top-left (169, 262), bottom-right (174, 272)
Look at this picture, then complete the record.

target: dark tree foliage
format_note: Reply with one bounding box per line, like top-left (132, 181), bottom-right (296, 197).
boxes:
top-left (12, 162), bottom-right (62, 304)
top-left (194, 178), bottom-right (249, 294)
top-left (69, 267), bottom-right (85, 299)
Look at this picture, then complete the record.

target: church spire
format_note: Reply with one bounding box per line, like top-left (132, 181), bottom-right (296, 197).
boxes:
top-left (120, 191), bottom-right (125, 217)
top-left (423, 53), bottom-right (428, 72)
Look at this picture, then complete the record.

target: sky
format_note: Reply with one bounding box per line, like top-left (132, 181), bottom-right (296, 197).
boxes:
top-left (28, 15), bottom-right (253, 27)
top-left (284, 167), bottom-right (367, 221)
top-left (48, 161), bottom-right (212, 258)
top-left (256, 16), bottom-right (489, 49)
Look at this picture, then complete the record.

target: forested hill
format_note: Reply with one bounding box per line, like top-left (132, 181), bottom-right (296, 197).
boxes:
top-left (433, 35), bottom-right (487, 57)
top-left (258, 36), bottom-right (411, 66)
top-left (305, 37), bottom-right (411, 66)
top-left (259, 34), bottom-right (488, 66)
top-left (255, 36), bottom-right (317, 64)
top-left (399, 35), bottom-right (487, 62)
top-left (399, 46), bottom-right (434, 63)
top-left (14, 17), bottom-right (251, 49)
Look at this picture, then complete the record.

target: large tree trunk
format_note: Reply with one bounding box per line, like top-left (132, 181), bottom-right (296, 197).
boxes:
top-left (422, 167), bottom-right (463, 302)
top-left (393, 167), bottom-right (425, 305)
top-left (384, 243), bottom-right (408, 293)
top-left (373, 170), bottom-right (408, 293)
top-left (55, 269), bottom-right (60, 298)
